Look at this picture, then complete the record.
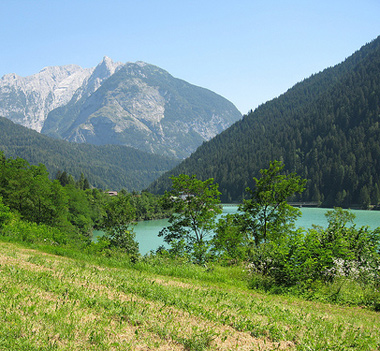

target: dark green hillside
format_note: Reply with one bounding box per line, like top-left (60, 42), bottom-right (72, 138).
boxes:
top-left (0, 117), bottom-right (179, 191)
top-left (148, 36), bottom-right (380, 208)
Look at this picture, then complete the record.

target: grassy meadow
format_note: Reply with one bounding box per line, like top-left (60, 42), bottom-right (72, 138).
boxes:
top-left (0, 240), bottom-right (379, 351)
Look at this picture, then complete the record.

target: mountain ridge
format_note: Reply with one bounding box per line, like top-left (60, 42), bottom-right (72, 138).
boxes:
top-left (42, 61), bottom-right (241, 158)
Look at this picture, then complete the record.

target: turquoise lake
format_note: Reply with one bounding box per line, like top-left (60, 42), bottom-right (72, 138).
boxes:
top-left (94, 206), bottom-right (380, 255)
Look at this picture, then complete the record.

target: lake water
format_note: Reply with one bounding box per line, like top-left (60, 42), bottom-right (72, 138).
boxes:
top-left (94, 206), bottom-right (380, 255)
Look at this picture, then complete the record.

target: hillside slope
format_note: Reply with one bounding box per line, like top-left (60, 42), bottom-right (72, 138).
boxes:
top-left (148, 36), bottom-right (380, 207)
top-left (0, 241), bottom-right (379, 350)
top-left (0, 117), bottom-right (179, 191)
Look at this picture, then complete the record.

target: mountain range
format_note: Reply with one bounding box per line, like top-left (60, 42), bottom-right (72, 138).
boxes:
top-left (2, 36), bottom-right (379, 207)
top-left (148, 36), bottom-right (380, 208)
top-left (0, 58), bottom-right (241, 159)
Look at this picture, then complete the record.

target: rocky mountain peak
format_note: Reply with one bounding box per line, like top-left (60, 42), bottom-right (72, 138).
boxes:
top-left (0, 64), bottom-right (93, 131)
top-left (68, 57), bottom-right (124, 104)
top-left (42, 62), bottom-right (242, 158)
top-left (2, 73), bottom-right (20, 81)
top-left (94, 56), bottom-right (124, 77)
top-left (0, 58), bottom-right (125, 132)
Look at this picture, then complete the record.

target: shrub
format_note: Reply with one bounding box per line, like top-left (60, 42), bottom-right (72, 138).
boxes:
top-left (0, 196), bottom-right (13, 230)
top-left (246, 208), bottom-right (380, 308)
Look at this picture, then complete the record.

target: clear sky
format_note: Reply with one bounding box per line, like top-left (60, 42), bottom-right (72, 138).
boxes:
top-left (1, 0), bottom-right (379, 114)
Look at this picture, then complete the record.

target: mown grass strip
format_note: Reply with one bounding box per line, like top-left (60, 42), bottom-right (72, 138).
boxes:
top-left (1, 241), bottom-right (379, 350)
top-left (0, 243), bottom-right (289, 350)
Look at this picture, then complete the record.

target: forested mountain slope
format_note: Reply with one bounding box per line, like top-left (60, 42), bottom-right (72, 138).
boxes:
top-left (0, 117), bottom-right (179, 191)
top-left (148, 36), bottom-right (380, 207)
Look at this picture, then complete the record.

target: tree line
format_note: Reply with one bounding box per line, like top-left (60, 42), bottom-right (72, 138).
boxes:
top-left (0, 151), bottom-right (171, 252)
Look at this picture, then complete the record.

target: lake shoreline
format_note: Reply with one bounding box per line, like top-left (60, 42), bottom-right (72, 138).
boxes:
top-left (93, 206), bottom-right (380, 255)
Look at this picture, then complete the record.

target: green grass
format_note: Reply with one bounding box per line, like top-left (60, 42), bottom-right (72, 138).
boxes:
top-left (0, 240), bottom-right (379, 350)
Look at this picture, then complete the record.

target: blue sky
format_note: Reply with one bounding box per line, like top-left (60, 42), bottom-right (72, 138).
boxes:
top-left (1, 0), bottom-right (379, 114)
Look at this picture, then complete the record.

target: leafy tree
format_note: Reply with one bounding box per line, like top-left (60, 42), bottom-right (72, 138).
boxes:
top-left (0, 153), bottom-right (95, 245)
top-left (0, 156), bottom-right (31, 215)
top-left (25, 164), bottom-right (66, 225)
top-left (64, 184), bottom-right (94, 238)
top-left (126, 191), bottom-right (171, 221)
top-left (159, 174), bottom-right (222, 263)
top-left (324, 207), bottom-right (355, 229)
top-left (0, 159), bottom-right (68, 226)
top-left (49, 180), bottom-right (70, 226)
top-left (212, 213), bottom-right (251, 262)
top-left (100, 194), bottom-right (139, 260)
top-left (239, 160), bottom-right (306, 245)
top-left (318, 208), bottom-right (380, 271)
top-left (84, 188), bottom-right (109, 229)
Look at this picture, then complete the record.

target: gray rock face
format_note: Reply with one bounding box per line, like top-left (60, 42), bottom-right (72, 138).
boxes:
top-left (1, 58), bottom-right (241, 158)
top-left (0, 57), bottom-right (123, 132)
top-left (70, 56), bottom-right (124, 103)
top-left (0, 65), bottom-right (92, 131)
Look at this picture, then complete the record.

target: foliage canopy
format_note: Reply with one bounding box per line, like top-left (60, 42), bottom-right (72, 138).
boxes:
top-left (239, 160), bottom-right (306, 245)
top-left (100, 194), bottom-right (139, 260)
top-left (159, 174), bottom-right (222, 263)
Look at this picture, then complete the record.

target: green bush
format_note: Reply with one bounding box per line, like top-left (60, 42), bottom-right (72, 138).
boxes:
top-left (246, 208), bottom-right (380, 308)
top-left (0, 214), bottom-right (91, 249)
top-left (0, 196), bottom-right (13, 230)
